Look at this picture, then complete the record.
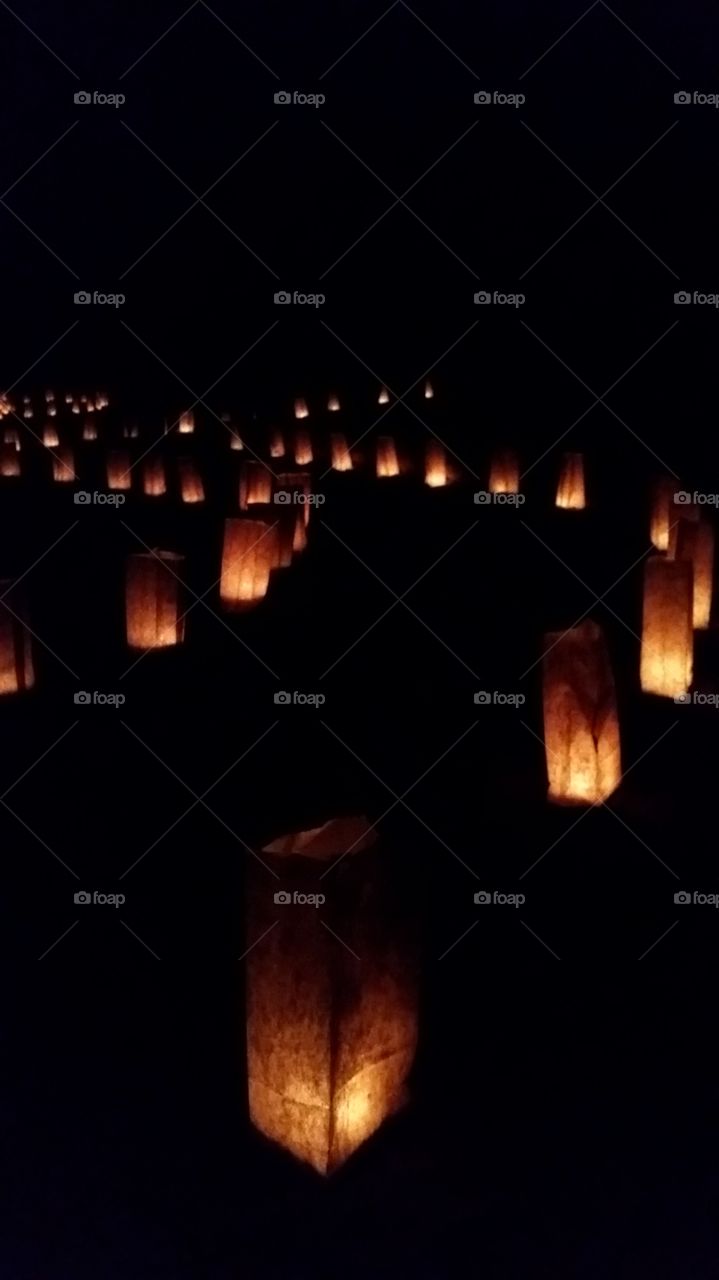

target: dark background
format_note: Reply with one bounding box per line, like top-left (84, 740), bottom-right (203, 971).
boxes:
top-left (2, 2), bottom-right (719, 1276)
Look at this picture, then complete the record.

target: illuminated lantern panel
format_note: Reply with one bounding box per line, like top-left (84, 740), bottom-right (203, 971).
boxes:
top-left (178, 457), bottom-right (205, 504)
top-left (0, 586), bottom-right (34, 694)
top-left (229, 433), bottom-right (244, 452)
top-left (488, 449), bottom-right (520, 495)
top-left (71, 401), bottom-right (81, 416)
top-left (640, 557), bottom-right (693, 697)
top-left (178, 409), bottom-right (195, 434)
top-left (275, 472), bottom-right (312, 527)
top-left (673, 518), bottom-right (714, 630)
top-left (668, 502), bottom-right (699, 558)
top-left (294, 397), bottom-right (309, 420)
top-left (649, 476), bottom-right (678, 551)
top-left (142, 457), bottom-right (166, 497)
top-left (123, 423), bottom-right (140, 440)
top-left (378, 387), bottom-right (390, 405)
top-left (275, 506), bottom-right (296, 568)
top-left (327, 395), bottom-right (340, 412)
top-left (555, 452), bottom-right (586, 510)
top-left (292, 507), bottom-right (307, 553)
top-left (107, 450), bottom-right (132, 491)
top-left (43, 426), bottom-right (60, 448)
top-left (246, 818), bottom-right (419, 1175)
top-left (220, 518), bottom-right (278, 611)
top-left (542, 620), bottom-right (622, 805)
top-left (52, 447), bottom-right (76, 482)
top-left (239, 462), bottom-right (273, 510)
top-left (424, 379), bottom-right (434, 400)
top-left (269, 430), bottom-right (285, 460)
top-left (3, 428), bottom-right (20, 451)
top-left (125, 551), bottom-right (186, 650)
top-left (376, 436), bottom-right (399, 478)
top-left (82, 419), bottom-right (98, 442)
top-left (330, 433), bottom-right (352, 472)
top-left (48, 404), bottom-right (57, 418)
top-left (424, 440), bottom-right (447, 488)
top-left (294, 429), bottom-right (313, 466)
top-left (0, 445), bottom-right (20, 477)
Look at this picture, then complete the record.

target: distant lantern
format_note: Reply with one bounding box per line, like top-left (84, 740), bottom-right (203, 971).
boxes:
top-left (64, 394), bottom-right (73, 405)
top-left (424, 379), bottom-right (434, 400)
top-left (0, 445), bottom-right (20, 477)
top-left (42, 425), bottom-right (60, 448)
top-left (3, 428), bottom-right (20, 451)
top-left (45, 390), bottom-right (54, 404)
top-left (269, 429), bottom-right (285, 459)
top-left (239, 461), bottom-right (273, 510)
top-left (0, 583), bottom-right (34, 694)
top-left (294, 428), bottom-right (313, 466)
top-left (488, 449), bottom-right (520, 494)
top-left (246, 817), bottom-right (419, 1176)
top-left (22, 406), bottom-right (33, 420)
top-left (86, 400), bottom-right (96, 413)
top-left (178, 409), bottom-right (195, 434)
top-left (71, 401), bottom-right (81, 416)
top-left (649, 476), bottom-right (679, 551)
top-left (123, 423), bottom-right (140, 440)
top-left (555, 452), bottom-right (586, 510)
top-left (424, 440), bottom-right (447, 488)
top-left (52, 447), bottom-right (76, 482)
top-left (294, 398), bottom-right (309, 420)
top-left (292, 507), bottom-right (307, 553)
top-left (80, 395), bottom-right (88, 405)
top-left (178, 457), bottom-right (205, 504)
top-left (376, 436), bottom-right (399, 478)
top-left (275, 472), bottom-right (312, 527)
top-left (542, 620), bottom-right (621, 805)
top-left (667, 501), bottom-right (699, 559)
top-left (142, 457), bottom-right (166, 497)
top-left (97, 393), bottom-right (109, 410)
top-left (107, 450), bottom-right (132, 491)
top-left (220, 518), bottom-right (278, 611)
top-left (327, 394), bottom-right (340, 412)
top-left (82, 419), bottom-right (98, 442)
top-left (378, 387), bottom-right (390, 405)
top-left (674, 518), bottom-right (714, 630)
top-left (640, 556), bottom-right (693, 698)
top-left (330, 433), bottom-right (352, 471)
top-left (125, 551), bottom-right (186, 650)
top-left (48, 404), bottom-right (57, 418)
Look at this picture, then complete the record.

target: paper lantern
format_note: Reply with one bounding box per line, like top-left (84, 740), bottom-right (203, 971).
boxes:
top-left (674, 518), bottom-right (714, 630)
top-left (178, 457), bottom-right (205, 504)
top-left (239, 462), bottom-right (273, 510)
top-left (424, 379), bottom-right (434, 400)
top-left (667, 502), bottom-right (699, 558)
top-left (0, 584), bottom-right (34, 694)
top-left (142, 457), bottom-right (166, 497)
top-left (424, 440), bottom-right (447, 488)
top-left (294, 397), bottom-right (309, 420)
top-left (327, 395), bottom-right (340, 412)
top-left (330, 433), bottom-right (352, 471)
top-left (64, 394), bottom-right (73, 405)
top-left (220, 518), bottom-right (278, 611)
top-left (488, 449), bottom-right (520, 494)
top-left (107, 450), bottom-right (132, 491)
top-left (52, 447), bottom-right (76, 482)
top-left (294, 428), bottom-right (313, 465)
top-left (123, 423), bottom-right (140, 440)
top-left (45, 390), bottom-right (55, 404)
top-left (246, 817), bottom-right (419, 1175)
top-left (292, 507), bottom-right (307, 553)
top-left (82, 419), bottom-right (98, 442)
top-left (42, 425), bottom-right (60, 448)
top-left (48, 404), bottom-right (57, 418)
top-left (542, 620), bottom-right (621, 805)
top-left (269, 430), bottom-right (285, 459)
top-left (3, 428), bottom-right (19, 451)
top-left (649, 477), bottom-right (678, 551)
top-left (0, 445), bottom-right (20, 477)
top-left (378, 387), bottom-right (390, 405)
top-left (125, 552), bottom-right (186, 650)
top-left (178, 409), bottom-right (195, 434)
top-left (71, 401), bottom-right (81, 416)
top-left (555, 452), bottom-right (586, 510)
top-left (640, 557), bottom-right (693, 697)
top-left (86, 400), bottom-right (96, 413)
top-left (376, 436), bottom-right (399, 478)
top-left (230, 431), bottom-right (244, 451)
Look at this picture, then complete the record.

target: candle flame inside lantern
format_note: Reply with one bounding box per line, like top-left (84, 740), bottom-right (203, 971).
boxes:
top-left (555, 452), bottom-right (586, 509)
top-left (178, 457), bottom-right (205, 504)
top-left (0, 445), bottom-right (20, 477)
top-left (488, 449), bottom-right (520, 494)
top-left (294, 429), bottom-right (313, 466)
top-left (220, 518), bottom-right (278, 611)
top-left (0, 585), bottom-right (34, 694)
top-left (82, 420), bottom-right (98, 442)
top-left (542, 620), bottom-right (622, 804)
top-left (330, 433), bottom-right (352, 471)
top-left (3, 428), bottom-right (20, 451)
top-left (378, 387), bottom-right (390, 405)
top-left (294, 398), bottom-right (309, 420)
top-left (672, 517), bottom-right (714, 630)
top-left (640, 556), bottom-right (693, 697)
top-left (269, 430), bottom-right (285, 459)
top-left (52, 447), bottom-right (76, 482)
top-left (107, 450), bottom-right (132, 491)
top-left (327, 395), bottom-right (340, 412)
top-left (424, 379), bottom-right (434, 399)
top-left (376, 436), bottom-right (399, 478)
top-left (649, 477), bottom-right (680, 551)
top-left (142, 457), bottom-right (166, 497)
top-left (239, 462), bottom-right (273, 510)
top-left (125, 551), bottom-right (186, 650)
top-left (43, 426), bottom-right (60, 448)
top-left (424, 440), bottom-right (447, 487)
top-left (178, 409), bottom-right (195, 434)
top-left (667, 501), bottom-right (699, 559)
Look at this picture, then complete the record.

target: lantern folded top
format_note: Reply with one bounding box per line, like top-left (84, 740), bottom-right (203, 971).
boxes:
top-left (262, 816), bottom-right (377, 860)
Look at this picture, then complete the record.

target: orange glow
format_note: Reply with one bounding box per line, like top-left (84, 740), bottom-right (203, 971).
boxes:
top-left (488, 449), bottom-right (520, 494)
top-left (178, 409), bottom-right (195, 434)
top-left (275, 472), bottom-right (312, 527)
top-left (424, 379), bottom-right (434, 400)
top-left (142, 457), bottom-right (166, 497)
top-left (424, 440), bottom-right (447, 487)
top-left (239, 462), bottom-right (273, 509)
top-left (327, 395), bottom-right (340, 412)
top-left (82, 420), bottom-right (98, 442)
top-left (52, 447), bottom-right (76, 482)
top-left (650, 477), bottom-right (679, 551)
top-left (378, 387), bottom-right (390, 405)
top-left (555, 452), bottom-right (586, 509)
top-left (220, 518), bottom-right (278, 610)
top-left (673, 518), bottom-right (714, 630)
top-left (0, 445), bottom-right (20, 477)
top-left (3, 428), bottom-right (19, 451)
top-left (294, 429), bottom-right (313, 465)
top-left (330, 433), bottom-right (352, 471)
top-left (542, 620), bottom-right (621, 804)
top-left (294, 397), bottom-right (309, 420)
top-left (178, 457), bottom-right (205, 504)
top-left (376, 436), bottom-right (399, 478)
top-left (640, 557), bottom-right (693, 697)
top-left (107, 450), bottom-right (132, 491)
top-left (126, 552), bottom-right (186, 650)
top-left (42, 426), bottom-right (60, 448)
top-left (0, 588), bottom-right (34, 694)
top-left (269, 430), bottom-right (285, 459)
